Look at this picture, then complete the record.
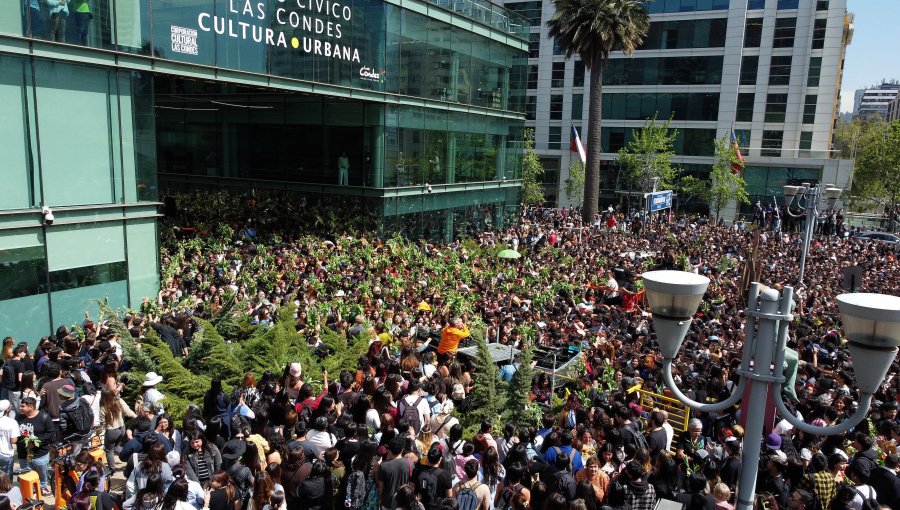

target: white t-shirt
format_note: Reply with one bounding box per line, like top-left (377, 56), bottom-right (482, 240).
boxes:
top-left (850, 484), bottom-right (877, 510)
top-left (399, 394), bottom-right (430, 429)
top-left (0, 415), bottom-right (20, 457)
top-left (606, 278), bottom-right (620, 298)
top-left (306, 429), bottom-right (337, 451)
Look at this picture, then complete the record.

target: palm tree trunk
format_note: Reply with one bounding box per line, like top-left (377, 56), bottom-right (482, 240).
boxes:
top-left (582, 55), bottom-right (605, 223)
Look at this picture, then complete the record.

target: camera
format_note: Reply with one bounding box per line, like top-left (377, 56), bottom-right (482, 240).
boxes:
top-left (41, 206), bottom-right (54, 225)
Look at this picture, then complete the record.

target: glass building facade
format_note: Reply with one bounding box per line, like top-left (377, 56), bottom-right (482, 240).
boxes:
top-left (1, 0), bottom-right (527, 345)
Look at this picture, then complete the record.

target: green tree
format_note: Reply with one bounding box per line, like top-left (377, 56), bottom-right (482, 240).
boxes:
top-left (504, 338), bottom-right (541, 429)
top-left (682, 134), bottom-right (750, 221)
top-left (463, 329), bottom-right (507, 435)
top-left (520, 129), bottom-right (546, 206)
top-left (564, 161), bottom-right (585, 206)
top-left (853, 120), bottom-right (900, 227)
top-left (547, 0), bottom-right (649, 222)
top-left (617, 114), bottom-right (678, 192)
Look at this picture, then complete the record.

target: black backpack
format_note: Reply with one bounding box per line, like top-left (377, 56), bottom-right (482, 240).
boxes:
top-left (621, 422), bottom-right (648, 452)
top-left (61, 399), bottom-right (93, 437)
top-left (497, 483), bottom-right (524, 510)
top-left (851, 485), bottom-right (879, 510)
top-left (415, 466), bottom-right (441, 509)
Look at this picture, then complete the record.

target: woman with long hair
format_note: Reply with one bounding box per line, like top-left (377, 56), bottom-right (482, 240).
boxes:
top-left (185, 430), bottom-right (222, 486)
top-left (228, 441), bottom-right (261, 507)
top-left (100, 387), bottom-right (136, 474)
top-left (281, 446), bottom-right (306, 510)
top-left (155, 413), bottom-right (182, 452)
top-left (648, 452), bottom-right (680, 501)
top-left (0, 472), bottom-right (22, 507)
top-left (296, 459), bottom-right (334, 510)
top-left (100, 359), bottom-right (124, 394)
top-left (15, 371), bottom-right (39, 411)
top-left (205, 472), bottom-right (238, 510)
top-left (73, 450), bottom-right (106, 494)
top-left (480, 446), bottom-right (505, 503)
top-left (1, 338), bottom-right (12, 363)
top-left (160, 478), bottom-right (193, 510)
top-left (249, 472), bottom-right (275, 510)
top-left (127, 442), bottom-right (174, 499)
top-left (598, 441), bottom-right (622, 478)
top-left (203, 379), bottom-right (228, 422)
top-left (70, 470), bottom-right (116, 510)
top-left (240, 372), bottom-right (260, 409)
top-left (123, 473), bottom-right (164, 510)
top-left (344, 439), bottom-right (378, 510)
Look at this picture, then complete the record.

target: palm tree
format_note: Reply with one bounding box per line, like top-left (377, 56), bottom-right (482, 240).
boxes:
top-left (547, 0), bottom-right (649, 222)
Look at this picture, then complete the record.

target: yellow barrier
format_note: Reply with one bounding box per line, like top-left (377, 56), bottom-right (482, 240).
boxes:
top-left (636, 388), bottom-right (691, 434)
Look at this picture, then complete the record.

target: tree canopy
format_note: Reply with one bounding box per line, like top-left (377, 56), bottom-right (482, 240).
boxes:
top-left (617, 114), bottom-right (678, 192)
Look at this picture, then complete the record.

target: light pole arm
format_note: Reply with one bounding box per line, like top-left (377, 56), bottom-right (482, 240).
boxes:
top-left (773, 389), bottom-right (873, 435)
top-left (661, 358), bottom-right (746, 412)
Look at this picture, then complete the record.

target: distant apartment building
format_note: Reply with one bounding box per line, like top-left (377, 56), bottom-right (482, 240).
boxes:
top-left (507, 0), bottom-right (854, 218)
top-left (855, 82), bottom-right (900, 121)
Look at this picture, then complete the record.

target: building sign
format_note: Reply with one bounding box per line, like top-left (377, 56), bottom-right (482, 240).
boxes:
top-left (195, 0), bottom-right (361, 62)
top-left (647, 190), bottom-right (673, 212)
top-left (170, 26), bottom-right (199, 55)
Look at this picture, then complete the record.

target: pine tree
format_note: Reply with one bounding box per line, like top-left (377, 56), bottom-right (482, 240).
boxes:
top-left (462, 328), bottom-right (507, 436)
top-left (504, 340), bottom-right (541, 429)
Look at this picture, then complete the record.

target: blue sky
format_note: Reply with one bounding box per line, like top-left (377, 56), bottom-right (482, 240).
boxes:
top-left (840, 0), bottom-right (900, 112)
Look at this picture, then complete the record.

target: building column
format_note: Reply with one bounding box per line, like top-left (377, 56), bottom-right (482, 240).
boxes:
top-left (450, 53), bottom-right (460, 102)
top-left (495, 135), bottom-right (507, 179)
top-left (500, 67), bottom-right (510, 109)
top-left (371, 123), bottom-right (385, 188)
top-left (446, 133), bottom-right (457, 183)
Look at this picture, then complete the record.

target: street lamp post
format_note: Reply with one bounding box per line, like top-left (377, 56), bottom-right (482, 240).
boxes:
top-left (782, 183), bottom-right (842, 286)
top-left (642, 270), bottom-right (900, 510)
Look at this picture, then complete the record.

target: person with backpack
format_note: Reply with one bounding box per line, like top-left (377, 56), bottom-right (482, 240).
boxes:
top-left (398, 380), bottom-right (431, 435)
top-left (495, 462), bottom-right (530, 510)
top-left (56, 384), bottom-right (94, 441)
top-left (452, 459), bottom-right (490, 510)
top-left (846, 461), bottom-right (879, 510)
top-left (613, 404), bottom-right (648, 456)
top-left (550, 452), bottom-right (577, 501)
top-left (412, 444), bottom-right (452, 510)
top-left (376, 435), bottom-right (417, 510)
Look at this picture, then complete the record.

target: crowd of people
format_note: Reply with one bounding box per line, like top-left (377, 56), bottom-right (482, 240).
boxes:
top-left (1, 191), bottom-right (900, 510)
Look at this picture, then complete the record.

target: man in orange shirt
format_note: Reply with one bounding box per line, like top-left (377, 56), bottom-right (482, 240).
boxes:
top-left (437, 317), bottom-right (469, 364)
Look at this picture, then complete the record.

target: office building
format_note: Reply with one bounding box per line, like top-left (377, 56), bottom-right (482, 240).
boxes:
top-left (854, 82), bottom-right (900, 121)
top-left (509, 0), bottom-right (853, 215)
top-left (0, 0), bottom-right (527, 344)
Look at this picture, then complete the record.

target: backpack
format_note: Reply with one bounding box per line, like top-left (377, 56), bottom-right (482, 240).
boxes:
top-left (62, 398), bottom-right (93, 437)
top-left (402, 396), bottom-right (425, 434)
top-left (451, 383), bottom-right (466, 401)
top-left (496, 483), bottom-right (524, 510)
top-left (621, 422), bottom-right (648, 452)
top-left (415, 466), bottom-right (441, 509)
top-left (456, 481), bottom-right (481, 510)
top-left (551, 446), bottom-right (575, 472)
top-left (851, 486), bottom-right (879, 510)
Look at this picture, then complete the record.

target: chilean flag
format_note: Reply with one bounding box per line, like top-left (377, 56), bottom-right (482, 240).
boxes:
top-left (570, 124), bottom-right (586, 165)
top-left (731, 129), bottom-right (745, 174)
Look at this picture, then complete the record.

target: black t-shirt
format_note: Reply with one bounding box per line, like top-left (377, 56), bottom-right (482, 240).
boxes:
top-left (16, 411), bottom-right (56, 458)
top-left (646, 428), bottom-right (668, 456)
top-left (377, 456), bottom-right (413, 507)
top-left (412, 464), bottom-right (452, 510)
top-left (208, 488), bottom-right (234, 510)
top-left (1, 359), bottom-right (23, 390)
top-left (336, 438), bottom-right (361, 464)
top-left (296, 476), bottom-right (327, 510)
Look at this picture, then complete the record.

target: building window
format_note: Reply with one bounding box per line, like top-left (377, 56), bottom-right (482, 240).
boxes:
top-left (527, 65), bottom-right (538, 89)
top-left (761, 130), bottom-right (784, 157)
top-left (737, 93), bottom-right (755, 122)
top-left (747, 0), bottom-right (765, 9)
top-left (553, 38), bottom-right (563, 56)
top-left (740, 56), bottom-right (759, 85)
top-left (528, 33), bottom-right (540, 59)
top-left (549, 126), bottom-right (562, 150)
top-left (551, 62), bottom-right (565, 88)
top-left (604, 56), bottom-right (723, 86)
top-left (526, 96), bottom-right (536, 120)
top-left (765, 93), bottom-right (788, 122)
top-left (803, 94), bottom-right (817, 124)
top-left (647, 0), bottom-right (729, 14)
top-left (808, 57), bottom-right (822, 87)
top-left (799, 131), bottom-right (813, 157)
top-left (777, 0), bottom-right (799, 8)
top-left (769, 56), bottom-right (792, 86)
top-left (572, 93), bottom-right (583, 120)
top-left (506, 1), bottom-right (542, 26)
top-left (602, 92), bottom-right (720, 121)
top-left (745, 18), bottom-right (763, 48)
top-left (550, 95), bottom-right (563, 120)
top-left (642, 18), bottom-right (728, 50)
top-left (812, 18), bottom-right (826, 49)
top-left (573, 61), bottom-right (585, 88)
top-left (773, 18), bottom-right (796, 48)
top-left (816, 1), bottom-right (829, 10)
